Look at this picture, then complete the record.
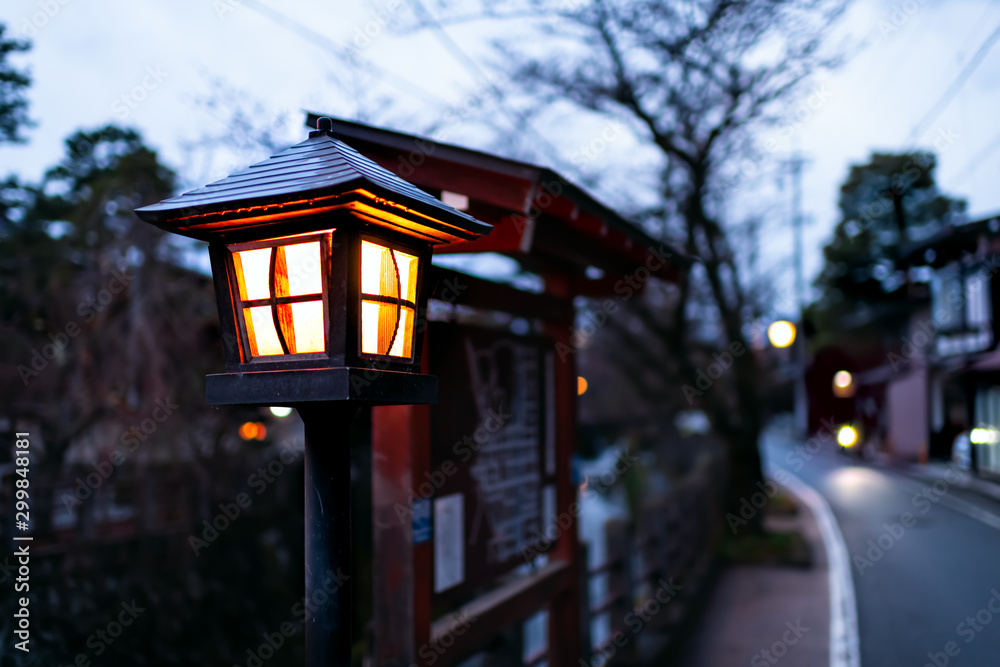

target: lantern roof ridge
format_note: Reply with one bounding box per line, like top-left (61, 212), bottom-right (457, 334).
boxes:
top-left (135, 128), bottom-right (492, 244)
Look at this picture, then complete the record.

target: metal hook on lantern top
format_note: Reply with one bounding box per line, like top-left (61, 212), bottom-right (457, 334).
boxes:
top-left (311, 116), bottom-right (335, 137)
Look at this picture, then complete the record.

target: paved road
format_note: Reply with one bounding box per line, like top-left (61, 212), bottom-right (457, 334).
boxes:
top-left (763, 433), bottom-right (1000, 667)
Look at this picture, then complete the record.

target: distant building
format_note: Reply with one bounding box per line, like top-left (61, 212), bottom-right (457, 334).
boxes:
top-left (898, 214), bottom-right (1000, 474)
top-left (807, 213), bottom-right (1000, 474)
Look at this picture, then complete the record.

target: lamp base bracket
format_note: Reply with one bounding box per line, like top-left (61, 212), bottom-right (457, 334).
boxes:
top-left (206, 367), bottom-right (438, 406)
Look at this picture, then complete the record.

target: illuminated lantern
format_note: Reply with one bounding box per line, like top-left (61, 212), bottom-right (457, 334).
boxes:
top-left (135, 117), bottom-right (492, 667)
top-left (135, 117), bottom-right (491, 406)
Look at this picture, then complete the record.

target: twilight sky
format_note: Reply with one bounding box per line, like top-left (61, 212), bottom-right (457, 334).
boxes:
top-left (2, 0), bottom-right (999, 314)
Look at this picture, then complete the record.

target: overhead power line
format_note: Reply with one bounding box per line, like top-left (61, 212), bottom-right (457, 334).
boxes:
top-left (238, 0), bottom-right (450, 108)
top-left (408, 0), bottom-right (584, 177)
top-left (242, 0), bottom-right (581, 179)
top-left (904, 18), bottom-right (1000, 146)
top-left (955, 128), bottom-right (1000, 182)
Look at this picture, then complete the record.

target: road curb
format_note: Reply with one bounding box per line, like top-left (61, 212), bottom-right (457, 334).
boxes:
top-left (778, 471), bottom-right (861, 667)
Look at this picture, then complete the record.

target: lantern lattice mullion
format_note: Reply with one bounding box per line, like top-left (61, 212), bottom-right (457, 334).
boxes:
top-left (228, 231), bottom-right (331, 361)
top-left (359, 237), bottom-right (419, 360)
top-left (269, 245), bottom-right (292, 354)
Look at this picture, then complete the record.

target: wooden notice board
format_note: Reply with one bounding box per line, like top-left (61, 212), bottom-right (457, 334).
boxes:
top-left (370, 268), bottom-right (581, 667)
top-left (427, 324), bottom-right (558, 600)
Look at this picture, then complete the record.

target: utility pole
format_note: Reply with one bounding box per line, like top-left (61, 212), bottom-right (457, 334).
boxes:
top-left (782, 152), bottom-right (810, 437)
top-left (747, 216), bottom-right (760, 287)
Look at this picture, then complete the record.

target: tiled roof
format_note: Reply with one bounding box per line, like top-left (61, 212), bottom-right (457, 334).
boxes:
top-left (135, 125), bottom-right (491, 241)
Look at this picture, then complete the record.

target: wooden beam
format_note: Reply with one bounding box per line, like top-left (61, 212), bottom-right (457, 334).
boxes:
top-left (426, 265), bottom-right (573, 323)
top-left (426, 561), bottom-right (572, 667)
top-left (436, 214), bottom-right (530, 256)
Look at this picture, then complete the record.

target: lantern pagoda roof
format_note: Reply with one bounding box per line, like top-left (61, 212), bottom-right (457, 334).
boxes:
top-left (135, 118), bottom-right (492, 246)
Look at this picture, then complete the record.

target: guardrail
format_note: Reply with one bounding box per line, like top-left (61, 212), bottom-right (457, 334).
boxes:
top-left (582, 455), bottom-right (725, 664)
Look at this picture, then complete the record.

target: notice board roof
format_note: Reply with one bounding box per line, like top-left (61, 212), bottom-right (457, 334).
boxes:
top-left (304, 113), bottom-right (689, 292)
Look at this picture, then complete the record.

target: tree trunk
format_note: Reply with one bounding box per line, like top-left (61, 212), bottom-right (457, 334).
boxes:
top-left (723, 425), bottom-right (766, 535)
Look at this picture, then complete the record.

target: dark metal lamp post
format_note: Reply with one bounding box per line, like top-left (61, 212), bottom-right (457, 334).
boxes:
top-left (135, 117), bottom-right (491, 666)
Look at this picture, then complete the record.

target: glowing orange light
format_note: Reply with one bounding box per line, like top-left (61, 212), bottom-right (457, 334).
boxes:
top-left (231, 237), bottom-right (328, 358)
top-left (239, 422), bottom-right (259, 440)
top-left (832, 370), bottom-right (855, 398)
top-left (234, 247), bottom-right (272, 300)
top-left (254, 423), bottom-right (267, 441)
top-left (577, 376), bottom-right (588, 395)
top-left (360, 240), bottom-right (418, 358)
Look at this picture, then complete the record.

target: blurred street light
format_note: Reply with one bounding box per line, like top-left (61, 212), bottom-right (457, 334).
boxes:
top-left (832, 371), bottom-right (855, 398)
top-left (837, 425), bottom-right (858, 447)
top-left (768, 320), bottom-right (796, 348)
top-left (971, 428), bottom-right (1000, 445)
top-left (239, 421), bottom-right (267, 441)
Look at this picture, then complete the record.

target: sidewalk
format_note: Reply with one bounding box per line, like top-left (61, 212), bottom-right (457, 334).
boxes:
top-left (674, 480), bottom-right (831, 667)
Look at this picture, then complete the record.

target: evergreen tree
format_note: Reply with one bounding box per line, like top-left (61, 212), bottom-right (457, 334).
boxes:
top-left (0, 22), bottom-right (32, 144)
top-left (812, 151), bottom-right (966, 336)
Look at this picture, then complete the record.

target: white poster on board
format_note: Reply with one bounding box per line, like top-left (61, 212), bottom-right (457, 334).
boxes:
top-left (434, 493), bottom-right (465, 593)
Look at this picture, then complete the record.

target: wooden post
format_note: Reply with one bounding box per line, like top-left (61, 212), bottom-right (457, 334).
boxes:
top-left (298, 404), bottom-right (357, 667)
top-left (371, 334), bottom-right (433, 665)
top-left (543, 269), bottom-right (582, 666)
top-left (370, 402), bottom-right (432, 665)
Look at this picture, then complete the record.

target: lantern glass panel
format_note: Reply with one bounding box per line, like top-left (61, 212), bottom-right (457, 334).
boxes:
top-left (360, 240), bottom-right (418, 358)
top-left (230, 237), bottom-right (328, 358)
top-left (284, 241), bottom-right (324, 296)
top-left (234, 247), bottom-right (272, 301)
top-left (245, 305), bottom-right (284, 356)
top-left (289, 301), bottom-right (325, 352)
